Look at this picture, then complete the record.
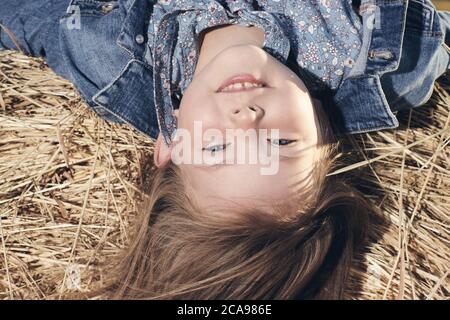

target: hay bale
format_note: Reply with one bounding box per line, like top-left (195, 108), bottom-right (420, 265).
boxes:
top-left (0, 50), bottom-right (153, 299)
top-left (336, 74), bottom-right (450, 300)
top-left (0, 50), bottom-right (448, 299)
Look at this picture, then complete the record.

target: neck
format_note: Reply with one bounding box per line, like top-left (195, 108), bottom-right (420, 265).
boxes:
top-left (193, 24), bottom-right (265, 77)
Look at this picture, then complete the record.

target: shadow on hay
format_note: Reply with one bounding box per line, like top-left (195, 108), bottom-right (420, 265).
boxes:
top-left (337, 74), bottom-right (449, 298)
top-left (337, 134), bottom-right (393, 299)
top-left (395, 73), bottom-right (450, 131)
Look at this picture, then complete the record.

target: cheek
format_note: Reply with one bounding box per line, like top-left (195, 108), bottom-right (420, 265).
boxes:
top-left (279, 86), bottom-right (316, 130)
top-left (179, 85), bottom-right (221, 134)
top-left (179, 84), bottom-right (197, 112)
top-left (178, 84), bottom-right (203, 125)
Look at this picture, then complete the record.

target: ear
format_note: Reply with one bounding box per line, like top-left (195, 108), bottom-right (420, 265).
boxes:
top-left (153, 133), bottom-right (172, 168)
top-left (153, 110), bottom-right (178, 168)
top-left (153, 109), bottom-right (179, 168)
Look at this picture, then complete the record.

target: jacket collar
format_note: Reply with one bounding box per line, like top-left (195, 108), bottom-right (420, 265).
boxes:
top-left (116, 0), bottom-right (152, 62)
top-left (332, 0), bottom-right (407, 135)
top-left (92, 0), bottom-right (160, 140)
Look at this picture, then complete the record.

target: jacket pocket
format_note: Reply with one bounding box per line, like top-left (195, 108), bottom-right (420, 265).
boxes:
top-left (58, 0), bottom-right (130, 123)
top-left (405, 0), bottom-right (443, 37)
top-left (61, 0), bottom-right (119, 19)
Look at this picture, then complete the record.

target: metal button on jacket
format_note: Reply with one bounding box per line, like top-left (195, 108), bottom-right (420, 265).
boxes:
top-left (135, 34), bottom-right (145, 44)
top-left (101, 3), bottom-right (114, 14)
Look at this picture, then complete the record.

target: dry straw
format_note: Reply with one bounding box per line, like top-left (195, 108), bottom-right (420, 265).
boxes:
top-left (0, 50), bottom-right (449, 299)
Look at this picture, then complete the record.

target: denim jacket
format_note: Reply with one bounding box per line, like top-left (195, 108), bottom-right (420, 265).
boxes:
top-left (1, 0), bottom-right (449, 142)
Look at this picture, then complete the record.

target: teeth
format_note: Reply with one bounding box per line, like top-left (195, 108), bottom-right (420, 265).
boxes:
top-left (221, 82), bottom-right (263, 92)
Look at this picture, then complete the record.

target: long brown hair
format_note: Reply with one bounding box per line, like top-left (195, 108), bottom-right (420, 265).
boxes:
top-left (99, 99), bottom-right (382, 300)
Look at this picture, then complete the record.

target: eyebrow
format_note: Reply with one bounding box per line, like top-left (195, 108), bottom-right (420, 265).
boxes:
top-left (194, 153), bottom-right (305, 171)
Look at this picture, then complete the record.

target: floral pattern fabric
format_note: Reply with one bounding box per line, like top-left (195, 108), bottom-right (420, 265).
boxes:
top-left (147, 0), bottom-right (363, 144)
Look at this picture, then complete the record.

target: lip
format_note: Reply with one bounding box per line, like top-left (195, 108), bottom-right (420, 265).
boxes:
top-left (216, 73), bottom-right (268, 93)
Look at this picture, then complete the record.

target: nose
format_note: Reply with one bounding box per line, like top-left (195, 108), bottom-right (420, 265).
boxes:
top-left (229, 104), bottom-right (265, 129)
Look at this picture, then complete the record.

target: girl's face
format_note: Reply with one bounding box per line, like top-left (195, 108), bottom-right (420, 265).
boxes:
top-left (154, 27), bottom-right (323, 214)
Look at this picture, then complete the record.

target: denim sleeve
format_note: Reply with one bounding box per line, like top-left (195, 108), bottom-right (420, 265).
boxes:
top-left (380, 0), bottom-right (450, 112)
top-left (0, 0), bottom-right (71, 77)
top-left (0, 0), bottom-right (134, 125)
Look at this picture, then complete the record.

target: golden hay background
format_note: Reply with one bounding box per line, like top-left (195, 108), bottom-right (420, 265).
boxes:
top-left (0, 50), bottom-right (449, 299)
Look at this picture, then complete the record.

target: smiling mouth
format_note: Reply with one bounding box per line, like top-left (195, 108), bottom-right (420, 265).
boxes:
top-left (216, 73), bottom-right (268, 93)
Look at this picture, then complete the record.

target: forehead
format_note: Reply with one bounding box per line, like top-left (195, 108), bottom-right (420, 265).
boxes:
top-left (179, 151), bottom-right (317, 209)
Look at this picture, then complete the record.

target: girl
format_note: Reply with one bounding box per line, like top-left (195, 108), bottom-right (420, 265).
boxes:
top-left (0, 0), bottom-right (449, 299)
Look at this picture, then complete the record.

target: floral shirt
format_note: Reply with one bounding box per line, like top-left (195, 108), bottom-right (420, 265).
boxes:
top-left (147, 0), bottom-right (364, 144)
